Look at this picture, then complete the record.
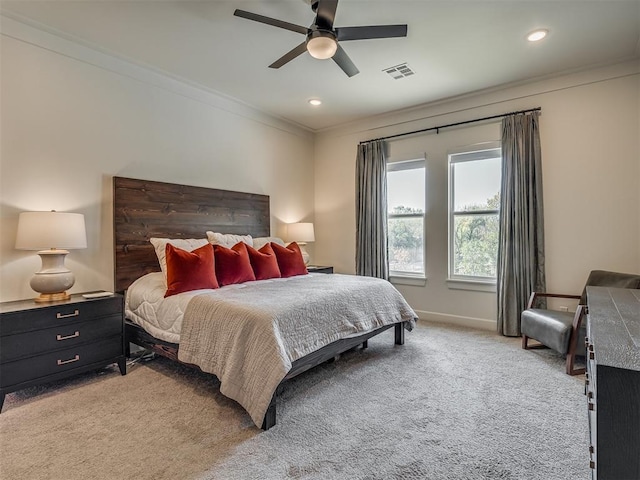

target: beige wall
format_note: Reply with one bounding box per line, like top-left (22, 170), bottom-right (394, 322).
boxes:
top-left (2, 17), bottom-right (639, 323)
top-left (314, 61), bottom-right (640, 327)
top-left (0, 21), bottom-right (314, 302)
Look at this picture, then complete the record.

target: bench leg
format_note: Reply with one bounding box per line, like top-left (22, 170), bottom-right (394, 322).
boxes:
top-left (522, 336), bottom-right (547, 350)
top-left (394, 322), bottom-right (405, 345)
top-left (565, 353), bottom-right (585, 376)
top-left (565, 331), bottom-right (586, 376)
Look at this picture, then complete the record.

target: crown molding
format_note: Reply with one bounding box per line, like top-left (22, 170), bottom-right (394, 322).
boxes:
top-left (316, 58), bottom-right (640, 140)
top-left (0, 13), bottom-right (314, 140)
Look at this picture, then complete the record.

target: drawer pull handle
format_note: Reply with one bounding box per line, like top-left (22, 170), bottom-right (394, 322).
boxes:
top-left (56, 310), bottom-right (79, 319)
top-left (57, 355), bottom-right (80, 366)
top-left (56, 331), bottom-right (80, 341)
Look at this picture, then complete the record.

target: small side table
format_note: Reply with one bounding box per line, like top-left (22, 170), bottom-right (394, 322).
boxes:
top-left (0, 292), bottom-right (126, 412)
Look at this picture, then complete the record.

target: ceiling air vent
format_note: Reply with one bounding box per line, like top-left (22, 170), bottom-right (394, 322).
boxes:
top-left (383, 63), bottom-right (415, 79)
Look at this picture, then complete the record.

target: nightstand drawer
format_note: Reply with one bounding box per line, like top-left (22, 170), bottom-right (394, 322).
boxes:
top-left (0, 337), bottom-right (122, 388)
top-left (0, 296), bottom-right (122, 336)
top-left (0, 315), bottom-right (122, 363)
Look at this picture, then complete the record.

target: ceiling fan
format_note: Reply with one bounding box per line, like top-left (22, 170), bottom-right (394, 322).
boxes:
top-left (234, 0), bottom-right (408, 77)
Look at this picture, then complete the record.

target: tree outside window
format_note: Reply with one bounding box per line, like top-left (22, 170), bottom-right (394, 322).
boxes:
top-left (387, 158), bottom-right (425, 276)
top-left (449, 147), bottom-right (501, 281)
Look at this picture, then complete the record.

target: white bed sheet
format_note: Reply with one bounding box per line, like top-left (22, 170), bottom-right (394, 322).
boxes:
top-left (125, 272), bottom-right (325, 344)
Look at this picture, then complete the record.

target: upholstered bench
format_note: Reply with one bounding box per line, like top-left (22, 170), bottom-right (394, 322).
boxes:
top-left (521, 270), bottom-right (640, 375)
top-left (521, 308), bottom-right (584, 357)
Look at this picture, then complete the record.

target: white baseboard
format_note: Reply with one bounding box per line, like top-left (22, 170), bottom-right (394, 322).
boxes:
top-left (415, 309), bottom-right (496, 331)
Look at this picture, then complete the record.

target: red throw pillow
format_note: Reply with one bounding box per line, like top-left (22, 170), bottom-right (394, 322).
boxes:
top-left (246, 243), bottom-right (281, 280)
top-left (271, 242), bottom-right (308, 278)
top-left (164, 243), bottom-right (218, 297)
top-left (213, 242), bottom-right (257, 286)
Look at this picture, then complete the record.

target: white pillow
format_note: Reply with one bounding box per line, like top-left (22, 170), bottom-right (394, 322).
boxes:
top-left (206, 231), bottom-right (253, 248)
top-left (253, 236), bottom-right (285, 250)
top-left (149, 238), bottom-right (209, 277)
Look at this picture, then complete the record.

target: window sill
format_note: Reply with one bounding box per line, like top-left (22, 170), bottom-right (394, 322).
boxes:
top-left (446, 278), bottom-right (496, 292)
top-left (390, 275), bottom-right (427, 287)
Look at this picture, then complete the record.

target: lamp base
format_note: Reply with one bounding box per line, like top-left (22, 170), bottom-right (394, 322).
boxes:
top-left (34, 292), bottom-right (71, 303)
top-left (29, 250), bottom-right (76, 302)
top-left (298, 243), bottom-right (310, 265)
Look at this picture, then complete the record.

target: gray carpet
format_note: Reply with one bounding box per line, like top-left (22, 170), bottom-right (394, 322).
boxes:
top-left (0, 322), bottom-right (589, 480)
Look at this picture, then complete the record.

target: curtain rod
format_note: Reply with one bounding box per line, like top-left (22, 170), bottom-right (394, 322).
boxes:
top-left (359, 107), bottom-right (542, 145)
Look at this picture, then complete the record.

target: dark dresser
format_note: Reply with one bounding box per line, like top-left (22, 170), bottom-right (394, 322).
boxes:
top-left (0, 293), bottom-right (126, 411)
top-left (585, 287), bottom-right (640, 480)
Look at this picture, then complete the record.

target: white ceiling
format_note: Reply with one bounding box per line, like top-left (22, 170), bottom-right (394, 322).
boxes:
top-left (2, 1), bottom-right (639, 131)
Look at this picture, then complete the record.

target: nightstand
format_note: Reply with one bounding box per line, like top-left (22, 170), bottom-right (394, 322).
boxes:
top-left (0, 293), bottom-right (126, 412)
top-left (307, 265), bottom-right (334, 274)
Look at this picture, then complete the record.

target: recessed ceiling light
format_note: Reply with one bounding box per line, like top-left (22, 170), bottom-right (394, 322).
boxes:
top-left (527, 29), bottom-right (548, 42)
top-left (308, 99), bottom-right (322, 106)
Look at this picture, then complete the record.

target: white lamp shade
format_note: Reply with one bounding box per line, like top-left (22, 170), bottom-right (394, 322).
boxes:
top-left (16, 211), bottom-right (87, 250)
top-left (307, 36), bottom-right (338, 59)
top-left (287, 222), bottom-right (315, 243)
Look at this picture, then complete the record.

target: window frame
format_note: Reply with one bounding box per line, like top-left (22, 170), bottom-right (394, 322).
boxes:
top-left (387, 156), bottom-right (426, 280)
top-left (448, 143), bottom-right (501, 285)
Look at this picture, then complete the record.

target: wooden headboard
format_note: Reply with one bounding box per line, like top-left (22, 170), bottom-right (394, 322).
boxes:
top-left (113, 176), bottom-right (270, 292)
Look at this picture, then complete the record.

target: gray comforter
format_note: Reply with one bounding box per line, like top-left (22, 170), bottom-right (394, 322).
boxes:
top-left (177, 273), bottom-right (417, 427)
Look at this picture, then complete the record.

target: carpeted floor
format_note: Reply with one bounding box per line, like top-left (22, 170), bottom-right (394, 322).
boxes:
top-left (0, 321), bottom-right (589, 480)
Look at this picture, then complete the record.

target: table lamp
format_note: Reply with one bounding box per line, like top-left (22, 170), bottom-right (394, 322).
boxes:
top-left (15, 211), bottom-right (87, 302)
top-left (287, 222), bottom-right (315, 265)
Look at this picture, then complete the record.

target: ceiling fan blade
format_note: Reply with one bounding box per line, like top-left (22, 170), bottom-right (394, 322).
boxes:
top-left (234, 9), bottom-right (308, 35)
top-left (336, 25), bottom-right (408, 41)
top-left (314, 0), bottom-right (339, 30)
top-left (332, 44), bottom-right (359, 77)
top-left (269, 42), bottom-right (308, 69)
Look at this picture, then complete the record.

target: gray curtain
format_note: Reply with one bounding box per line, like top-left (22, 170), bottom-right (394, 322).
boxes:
top-left (497, 111), bottom-right (546, 336)
top-left (355, 140), bottom-right (389, 279)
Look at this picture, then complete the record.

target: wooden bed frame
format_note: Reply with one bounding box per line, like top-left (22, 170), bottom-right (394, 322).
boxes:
top-left (113, 176), bottom-right (406, 429)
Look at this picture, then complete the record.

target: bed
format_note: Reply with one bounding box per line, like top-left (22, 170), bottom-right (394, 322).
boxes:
top-left (114, 176), bottom-right (416, 429)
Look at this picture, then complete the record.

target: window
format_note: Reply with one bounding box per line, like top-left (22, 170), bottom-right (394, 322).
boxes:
top-left (387, 158), bottom-right (426, 277)
top-left (448, 145), bottom-right (501, 282)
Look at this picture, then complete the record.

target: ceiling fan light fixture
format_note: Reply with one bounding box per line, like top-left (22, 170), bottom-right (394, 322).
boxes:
top-left (307, 31), bottom-right (338, 59)
top-left (527, 29), bottom-right (548, 42)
